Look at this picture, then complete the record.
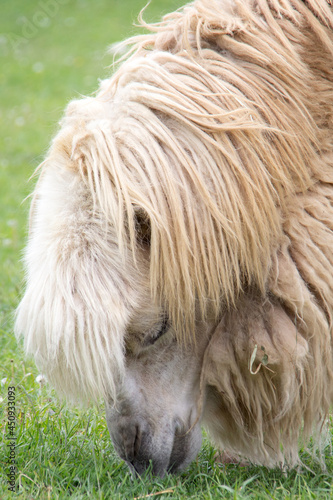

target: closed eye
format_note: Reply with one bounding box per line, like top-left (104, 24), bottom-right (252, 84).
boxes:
top-left (144, 315), bottom-right (169, 346)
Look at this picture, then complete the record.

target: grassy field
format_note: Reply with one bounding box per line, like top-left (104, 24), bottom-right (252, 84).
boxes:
top-left (0, 0), bottom-right (332, 498)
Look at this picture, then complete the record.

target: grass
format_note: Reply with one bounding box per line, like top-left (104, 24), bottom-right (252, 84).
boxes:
top-left (0, 0), bottom-right (332, 498)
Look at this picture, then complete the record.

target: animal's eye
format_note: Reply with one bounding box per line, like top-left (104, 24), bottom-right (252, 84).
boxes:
top-left (134, 207), bottom-right (151, 246)
top-left (146, 316), bottom-right (169, 346)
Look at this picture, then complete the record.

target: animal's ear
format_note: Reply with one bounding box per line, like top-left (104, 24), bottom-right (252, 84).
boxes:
top-left (202, 299), bottom-right (310, 463)
top-left (134, 207), bottom-right (151, 247)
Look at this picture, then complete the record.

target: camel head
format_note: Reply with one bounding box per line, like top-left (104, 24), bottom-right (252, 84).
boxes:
top-left (105, 308), bottom-right (210, 476)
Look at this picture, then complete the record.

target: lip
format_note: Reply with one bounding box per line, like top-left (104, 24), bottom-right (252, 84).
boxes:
top-left (108, 415), bottom-right (202, 477)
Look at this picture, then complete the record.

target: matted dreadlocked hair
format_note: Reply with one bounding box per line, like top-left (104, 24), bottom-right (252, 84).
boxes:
top-left (16, 0), bottom-right (333, 421)
top-left (74, 0), bottom-right (333, 335)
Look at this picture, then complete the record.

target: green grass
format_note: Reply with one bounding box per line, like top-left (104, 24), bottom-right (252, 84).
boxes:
top-left (0, 0), bottom-right (332, 498)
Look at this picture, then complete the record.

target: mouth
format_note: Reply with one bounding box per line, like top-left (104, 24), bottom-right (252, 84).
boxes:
top-left (108, 416), bottom-right (202, 477)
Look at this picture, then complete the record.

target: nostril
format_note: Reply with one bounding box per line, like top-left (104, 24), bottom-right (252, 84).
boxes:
top-left (174, 417), bottom-right (184, 435)
top-left (110, 421), bottom-right (143, 464)
top-left (133, 424), bottom-right (142, 458)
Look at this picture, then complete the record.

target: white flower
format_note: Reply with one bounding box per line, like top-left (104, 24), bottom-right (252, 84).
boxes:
top-left (36, 374), bottom-right (46, 385)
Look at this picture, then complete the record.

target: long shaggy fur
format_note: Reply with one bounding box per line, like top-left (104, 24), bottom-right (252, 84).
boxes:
top-left (16, 0), bottom-right (333, 466)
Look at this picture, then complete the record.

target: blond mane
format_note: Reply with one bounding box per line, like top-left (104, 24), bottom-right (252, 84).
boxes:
top-left (67, 0), bottom-right (333, 337)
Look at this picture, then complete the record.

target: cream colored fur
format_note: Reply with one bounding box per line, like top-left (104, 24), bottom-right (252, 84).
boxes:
top-left (16, 0), bottom-right (333, 469)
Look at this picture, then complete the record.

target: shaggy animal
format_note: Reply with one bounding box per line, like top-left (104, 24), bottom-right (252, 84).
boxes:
top-left (16, 0), bottom-right (333, 477)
